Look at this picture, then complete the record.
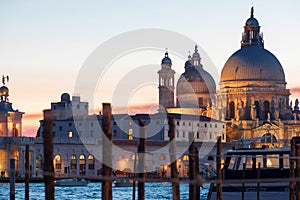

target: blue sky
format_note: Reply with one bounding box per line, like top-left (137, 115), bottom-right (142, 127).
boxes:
top-left (0, 1), bottom-right (299, 136)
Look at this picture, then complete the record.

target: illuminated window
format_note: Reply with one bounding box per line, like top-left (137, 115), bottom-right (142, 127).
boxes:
top-left (129, 121), bottom-right (133, 126)
top-left (54, 155), bottom-right (62, 170)
top-left (71, 155), bottom-right (77, 170)
top-left (128, 128), bottom-right (133, 140)
top-left (36, 154), bottom-right (42, 170)
top-left (79, 154), bottom-right (86, 175)
top-left (183, 155), bottom-right (189, 161)
top-left (68, 131), bottom-right (72, 138)
top-left (88, 155), bottom-right (95, 170)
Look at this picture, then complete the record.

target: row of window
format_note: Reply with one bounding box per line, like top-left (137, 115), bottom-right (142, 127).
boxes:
top-left (176, 131), bottom-right (214, 139)
top-left (176, 121), bottom-right (224, 128)
top-left (53, 154), bottom-right (95, 172)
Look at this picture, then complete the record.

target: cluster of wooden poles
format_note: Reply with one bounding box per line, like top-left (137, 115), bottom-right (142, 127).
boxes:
top-left (9, 103), bottom-right (222, 200)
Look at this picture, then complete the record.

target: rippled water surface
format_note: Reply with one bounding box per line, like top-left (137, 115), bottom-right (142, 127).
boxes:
top-left (0, 182), bottom-right (209, 200)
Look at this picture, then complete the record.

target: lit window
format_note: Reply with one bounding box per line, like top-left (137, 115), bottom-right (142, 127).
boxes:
top-left (79, 154), bottom-right (86, 175)
top-left (68, 131), bottom-right (72, 138)
top-left (88, 155), bottom-right (95, 170)
top-left (54, 155), bottom-right (62, 170)
top-left (36, 155), bottom-right (42, 170)
top-left (128, 128), bottom-right (133, 140)
top-left (71, 155), bottom-right (77, 170)
top-left (183, 155), bottom-right (189, 161)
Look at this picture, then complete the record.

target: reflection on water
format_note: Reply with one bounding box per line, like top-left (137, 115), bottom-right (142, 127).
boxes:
top-left (0, 182), bottom-right (209, 200)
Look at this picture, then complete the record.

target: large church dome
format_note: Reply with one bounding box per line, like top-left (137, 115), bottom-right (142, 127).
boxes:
top-left (221, 45), bottom-right (285, 82)
top-left (220, 7), bottom-right (286, 84)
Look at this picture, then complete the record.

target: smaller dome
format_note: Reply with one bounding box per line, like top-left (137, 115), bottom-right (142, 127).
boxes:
top-left (245, 17), bottom-right (259, 26)
top-left (61, 93), bottom-right (71, 103)
top-left (192, 52), bottom-right (200, 59)
top-left (185, 60), bottom-right (192, 68)
top-left (161, 52), bottom-right (172, 65)
top-left (0, 86), bottom-right (9, 96)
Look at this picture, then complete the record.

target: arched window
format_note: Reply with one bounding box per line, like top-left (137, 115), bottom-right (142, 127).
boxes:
top-left (229, 101), bottom-right (235, 119)
top-left (263, 101), bottom-right (270, 119)
top-left (88, 155), bottom-right (95, 170)
top-left (255, 101), bottom-right (260, 118)
top-left (54, 155), bottom-right (62, 170)
top-left (261, 133), bottom-right (277, 143)
top-left (79, 154), bottom-right (86, 175)
top-left (183, 155), bottom-right (189, 161)
top-left (70, 155), bottom-right (77, 170)
top-left (36, 154), bottom-right (43, 170)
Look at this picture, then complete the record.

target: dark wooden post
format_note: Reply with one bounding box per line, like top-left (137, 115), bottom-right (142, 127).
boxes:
top-left (101, 103), bottom-right (112, 200)
top-left (137, 119), bottom-right (146, 200)
top-left (257, 162), bottom-right (260, 200)
top-left (10, 158), bottom-right (15, 200)
top-left (168, 117), bottom-right (180, 200)
top-left (189, 132), bottom-right (196, 200)
top-left (296, 144), bottom-right (300, 200)
top-left (216, 136), bottom-right (222, 200)
top-left (291, 138), bottom-right (296, 200)
top-left (25, 145), bottom-right (30, 200)
top-left (43, 110), bottom-right (54, 200)
top-left (242, 163), bottom-right (246, 200)
top-left (195, 147), bottom-right (200, 200)
top-left (132, 152), bottom-right (137, 200)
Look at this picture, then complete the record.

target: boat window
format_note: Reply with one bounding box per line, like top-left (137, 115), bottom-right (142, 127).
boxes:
top-left (228, 155), bottom-right (236, 169)
top-left (256, 155), bottom-right (263, 169)
top-left (266, 154), bottom-right (279, 168)
top-left (238, 156), bottom-right (246, 170)
top-left (283, 154), bottom-right (289, 168)
top-left (245, 155), bottom-right (253, 169)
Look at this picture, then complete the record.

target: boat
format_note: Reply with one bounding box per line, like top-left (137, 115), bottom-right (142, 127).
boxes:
top-left (55, 178), bottom-right (89, 186)
top-left (207, 137), bottom-right (300, 200)
top-left (114, 179), bottom-right (134, 187)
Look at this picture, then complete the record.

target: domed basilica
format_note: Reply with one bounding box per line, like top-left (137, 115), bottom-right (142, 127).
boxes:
top-left (158, 7), bottom-right (300, 146)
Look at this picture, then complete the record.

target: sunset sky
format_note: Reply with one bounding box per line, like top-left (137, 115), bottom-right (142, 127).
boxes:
top-left (1, 1), bottom-right (300, 137)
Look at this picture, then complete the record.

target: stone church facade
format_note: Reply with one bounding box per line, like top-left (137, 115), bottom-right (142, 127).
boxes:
top-left (158, 8), bottom-right (300, 147)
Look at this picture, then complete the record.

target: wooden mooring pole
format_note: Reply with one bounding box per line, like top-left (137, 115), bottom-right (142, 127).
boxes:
top-left (291, 138), bottom-right (296, 200)
top-left (216, 136), bottom-right (222, 200)
top-left (137, 119), bottom-right (146, 200)
top-left (242, 163), bottom-right (245, 200)
top-left (102, 103), bottom-right (112, 200)
top-left (43, 110), bottom-right (54, 200)
top-left (10, 158), bottom-right (15, 200)
top-left (168, 117), bottom-right (180, 200)
top-left (25, 144), bottom-right (30, 200)
top-left (189, 132), bottom-right (197, 200)
top-left (257, 162), bottom-right (260, 200)
top-left (296, 144), bottom-right (300, 200)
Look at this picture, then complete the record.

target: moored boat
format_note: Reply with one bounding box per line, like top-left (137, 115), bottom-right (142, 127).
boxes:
top-left (207, 137), bottom-right (300, 200)
top-left (55, 178), bottom-right (89, 186)
top-left (114, 179), bottom-right (134, 187)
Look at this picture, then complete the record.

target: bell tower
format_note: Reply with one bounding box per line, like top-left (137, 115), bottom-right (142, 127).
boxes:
top-left (158, 50), bottom-right (175, 112)
top-left (0, 75), bottom-right (24, 137)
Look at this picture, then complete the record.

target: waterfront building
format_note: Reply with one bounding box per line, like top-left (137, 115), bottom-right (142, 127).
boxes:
top-left (0, 76), bottom-right (35, 178)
